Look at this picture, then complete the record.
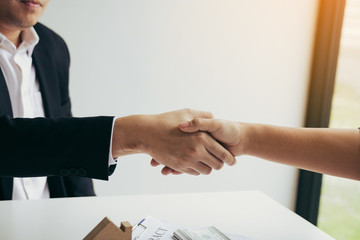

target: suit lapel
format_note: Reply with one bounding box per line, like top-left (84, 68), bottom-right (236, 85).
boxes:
top-left (32, 45), bottom-right (67, 198)
top-left (32, 48), bottom-right (61, 118)
top-left (0, 70), bottom-right (14, 200)
top-left (0, 70), bottom-right (13, 116)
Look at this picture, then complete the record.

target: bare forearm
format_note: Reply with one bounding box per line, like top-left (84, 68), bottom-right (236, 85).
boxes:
top-left (243, 123), bottom-right (360, 180)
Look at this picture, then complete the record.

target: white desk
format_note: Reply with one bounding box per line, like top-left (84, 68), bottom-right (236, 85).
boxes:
top-left (0, 191), bottom-right (333, 240)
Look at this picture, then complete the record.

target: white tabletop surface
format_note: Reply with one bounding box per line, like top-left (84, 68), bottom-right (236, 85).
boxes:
top-left (0, 191), bottom-right (334, 240)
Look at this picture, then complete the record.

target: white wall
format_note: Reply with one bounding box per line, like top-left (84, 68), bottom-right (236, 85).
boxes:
top-left (40, 0), bottom-right (319, 210)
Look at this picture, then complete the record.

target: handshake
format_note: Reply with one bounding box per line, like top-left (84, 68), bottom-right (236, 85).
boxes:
top-left (112, 108), bottom-right (360, 180)
top-left (111, 109), bottom-right (244, 176)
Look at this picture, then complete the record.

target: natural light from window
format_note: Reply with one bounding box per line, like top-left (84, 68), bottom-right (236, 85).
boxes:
top-left (317, 0), bottom-right (360, 239)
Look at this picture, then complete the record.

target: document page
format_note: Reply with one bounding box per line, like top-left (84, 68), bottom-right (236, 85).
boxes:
top-left (132, 216), bottom-right (253, 240)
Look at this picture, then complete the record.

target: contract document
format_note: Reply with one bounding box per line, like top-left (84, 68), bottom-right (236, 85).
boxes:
top-left (131, 216), bottom-right (253, 240)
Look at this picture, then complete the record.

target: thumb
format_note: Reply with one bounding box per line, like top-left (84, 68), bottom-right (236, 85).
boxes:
top-left (178, 118), bottom-right (221, 133)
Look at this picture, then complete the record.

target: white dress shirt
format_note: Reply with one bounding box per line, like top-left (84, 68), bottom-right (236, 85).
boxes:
top-left (0, 27), bottom-right (116, 200)
top-left (0, 28), bottom-right (49, 200)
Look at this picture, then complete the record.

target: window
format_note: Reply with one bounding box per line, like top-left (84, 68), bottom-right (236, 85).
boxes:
top-left (317, 0), bottom-right (360, 239)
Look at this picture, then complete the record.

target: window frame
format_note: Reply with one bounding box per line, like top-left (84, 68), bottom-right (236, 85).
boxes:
top-left (295, 0), bottom-right (346, 225)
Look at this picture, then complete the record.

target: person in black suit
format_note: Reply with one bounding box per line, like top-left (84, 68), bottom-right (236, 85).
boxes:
top-left (0, 0), bottom-right (236, 200)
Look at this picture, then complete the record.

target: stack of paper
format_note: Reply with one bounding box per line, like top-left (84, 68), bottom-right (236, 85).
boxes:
top-left (173, 226), bottom-right (230, 240)
top-left (132, 216), bottom-right (253, 240)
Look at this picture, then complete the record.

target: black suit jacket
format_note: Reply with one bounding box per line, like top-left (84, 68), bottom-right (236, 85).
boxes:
top-left (0, 23), bottom-right (114, 200)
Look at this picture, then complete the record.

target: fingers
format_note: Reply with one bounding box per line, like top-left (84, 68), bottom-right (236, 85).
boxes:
top-left (147, 111), bottom-right (235, 176)
top-left (158, 164), bottom-right (198, 176)
top-left (150, 159), bottom-right (160, 167)
top-left (205, 139), bottom-right (237, 166)
top-left (200, 149), bottom-right (224, 171)
top-left (151, 159), bottom-right (185, 175)
top-left (163, 165), bottom-right (210, 176)
top-left (179, 118), bottom-right (237, 165)
top-left (161, 166), bottom-right (183, 175)
top-left (183, 168), bottom-right (201, 176)
top-left (179, 118), bottom-right (221, 133)
top-left (161, 166), bottom-right (174, 175)
top-left (152, 157), bottom-right (213, 176)
top-left (161, 160), bottom-right (212, 175)
top-left (194, 161), bottom-right (213, 175)
top-left (195, 132), bottom-right (235, 167)
top-left (151, 131), bottom-right (235, 176)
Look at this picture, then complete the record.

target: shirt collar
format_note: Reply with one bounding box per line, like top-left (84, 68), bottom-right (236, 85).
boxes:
top-left (0, 27), bottom-right (39, 56)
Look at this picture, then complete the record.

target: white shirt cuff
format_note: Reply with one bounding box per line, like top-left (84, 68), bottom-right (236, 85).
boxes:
top-left (108, 117), bottom-right (118, 166)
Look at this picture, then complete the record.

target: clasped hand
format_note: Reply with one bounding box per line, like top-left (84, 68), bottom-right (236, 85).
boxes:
top-left (151, 116), bottom-right (243, 175)
top-left (112, 109), bottom-right (236, 176)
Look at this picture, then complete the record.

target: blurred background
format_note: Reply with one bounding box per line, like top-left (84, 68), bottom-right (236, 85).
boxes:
top-left (39, 0), bottom-right (360, 239)
top-left (41, 0), bottom-right (317, 209)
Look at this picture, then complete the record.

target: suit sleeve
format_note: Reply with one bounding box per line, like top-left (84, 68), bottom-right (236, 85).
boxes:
top-left (0, 116), bottom-right (114, 180)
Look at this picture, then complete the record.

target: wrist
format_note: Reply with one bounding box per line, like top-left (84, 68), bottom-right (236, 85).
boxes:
top-left (112, 115), bottom-right (148, 158)
top-left (237, 122), bottom-right (253, 156)
top-left (241, 123), bottom-right (267, 157)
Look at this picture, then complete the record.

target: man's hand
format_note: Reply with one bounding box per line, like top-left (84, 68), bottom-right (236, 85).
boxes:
top-left (179, 118), bottom-right (245, 156)
top-left (112, 109), bottom-right (236, 175)
top-left (151, 118), bottom-right (243, 175)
